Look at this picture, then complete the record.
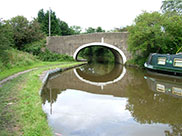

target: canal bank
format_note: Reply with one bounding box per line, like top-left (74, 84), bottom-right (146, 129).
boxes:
top-left (0, 62), bottom-right (86, 136)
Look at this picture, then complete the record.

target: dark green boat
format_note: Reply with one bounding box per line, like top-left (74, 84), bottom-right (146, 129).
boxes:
top-left (144, 53), bottom-right (182, 74)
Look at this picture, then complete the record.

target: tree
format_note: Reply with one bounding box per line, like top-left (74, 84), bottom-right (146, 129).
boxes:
top-left (85, 26), bottom-right (105, 33)
top-left (85, 27), bottom-right (96, 33)
top-left (0, 19), bottom-right (14, 49)
top-left (128, 11), bottom-right (182, 66)
top-left (27, 19), bottom-right (45, 43)
top-left (8, 16), bottom-right (29, 49)
top-left (161, 0), bottom-right (182, 14)
top-left (96, 27), bottom-right (105, 32)
top-left (37, 9), bottom-right (73, 36)
top-left (70, 25), bottom-right (82, 35)
top-left (8, 16), bottom-right (44, 50)
top-left (58, 19), bottom-right (72, 35)
top-left (0, 19), bottom-right (14, 66)
top-left (162, 13), bottom-right (182, 53)
top-left (111, 26), bottom-right (128, 32)
top-left (37, 9), bottom-right (62, 36)
top-left (128, 12), bottom-right (165, 65)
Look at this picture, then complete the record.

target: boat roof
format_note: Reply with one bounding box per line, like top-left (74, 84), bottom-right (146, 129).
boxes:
top-left (150, 53), bottom-right (182, 57)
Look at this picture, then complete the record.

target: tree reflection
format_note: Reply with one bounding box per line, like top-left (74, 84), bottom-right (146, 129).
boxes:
top-left (125, 70), bottom-right (182, 135)
top-left (41, 87), bottom-right (62, 104)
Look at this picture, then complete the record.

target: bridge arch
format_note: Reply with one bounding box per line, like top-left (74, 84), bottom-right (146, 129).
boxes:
top-left (73, 42), bottom-right (127, 64)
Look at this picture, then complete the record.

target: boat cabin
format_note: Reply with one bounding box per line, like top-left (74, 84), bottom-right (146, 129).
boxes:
top-left (144, 53), bottom-right (182, 74)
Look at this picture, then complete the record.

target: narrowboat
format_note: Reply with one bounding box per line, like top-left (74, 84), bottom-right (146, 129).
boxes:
top-left (144, 53), bottom-right (182, 74)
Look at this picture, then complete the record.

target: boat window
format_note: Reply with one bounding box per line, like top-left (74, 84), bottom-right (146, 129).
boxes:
top-left (172, 87), bottom-right (182, 96)
top-left (157, 57), bottom-right (166, 65)
top-left (156, 84), bottom-right (165, 93)
top-left (173, 58), bottom-right (182, 67)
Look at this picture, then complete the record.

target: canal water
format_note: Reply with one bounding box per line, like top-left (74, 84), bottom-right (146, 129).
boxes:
top-left (41, 63), bottom-right (182, 136)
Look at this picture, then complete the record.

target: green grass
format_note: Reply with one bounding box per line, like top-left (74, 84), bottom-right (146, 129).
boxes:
top-left (0, 61), bottom-right (85, 136)
top-left (0, 49), bottom-right (39, 69)
top-left (0, 46), bottom-right (85, 135)
top-left (0, 61), bottom-right (74, 81)
top-left (0, 48), bottom-right (76, 81)
top-left (0, 74), bottom-right (26, 136)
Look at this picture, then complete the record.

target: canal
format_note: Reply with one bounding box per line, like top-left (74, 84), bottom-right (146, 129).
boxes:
top-left (41, 63), bottom-right (182, 136)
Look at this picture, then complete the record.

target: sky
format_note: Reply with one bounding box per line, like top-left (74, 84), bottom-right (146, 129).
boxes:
top-left (0, 0), bottom-right (162, 31)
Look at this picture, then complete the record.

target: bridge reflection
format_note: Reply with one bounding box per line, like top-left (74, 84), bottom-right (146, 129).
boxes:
top-left (42, 63), bottom-right (129, 100)
top-left (74, 63), bottom-right (126, 90)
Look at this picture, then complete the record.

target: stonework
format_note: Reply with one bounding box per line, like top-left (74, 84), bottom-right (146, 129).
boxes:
top-left (46, 32), bottom-right (132, 63)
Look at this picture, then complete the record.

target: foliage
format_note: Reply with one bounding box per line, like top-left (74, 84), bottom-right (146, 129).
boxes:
top-left (96, 26), bottom-right (105, 32)
top-left (7, 16), bottom-right (44, 50)
top-left (85, 27), bottom-right (96, 33)
top-left (85, 26), bottom-right (105, 33)
top-left (23, 39), bottom-right (74, 62)
top-left (0, 48), bottom-right (39, 71)
top-left (23, 39), bottom-right (46, 56)
top-left (127, 11), bottom-right (182, 66)
top-left (0, 19), bottom-right (14, 67)
top-left (58, 20), bottom-right (73, 35)
top-left (38, 48), bottom-right (74, 62)
top-left (78, 46), bottom-right (114, 63)
top-left (161, 0), bottom-right (182, 14)
top-left (162, 13), bottom-right (182, 52)
top-left (111, 26), bottom-right (128, 32)
top-left (38, 9), bottom-right (61, 36)
top-left (0, 19), bottom-right (14, 48)
top-left (70, 25), bottom-right (82, 35)
top-left (37, 9), bottom-right (73, 36)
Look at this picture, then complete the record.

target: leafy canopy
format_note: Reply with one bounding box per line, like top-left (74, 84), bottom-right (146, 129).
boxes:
top-left (7, 16), bottom-right (44, 50)
top-left (127, 11), bottom-right (182, 66)
top-left (161, 0), bottom-right (182, 14)
top-left (85, 27), bottom-right (105, 33)
top-left (37, 9), bottom-right (75, 36)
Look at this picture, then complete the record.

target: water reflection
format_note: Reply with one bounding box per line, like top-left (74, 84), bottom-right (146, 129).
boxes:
top-left (145, 72), bottom-right (182, 98)
top-left (74, 63), bottom-right (126, 89)
top-left (41, 64), bottom-right (182, 136)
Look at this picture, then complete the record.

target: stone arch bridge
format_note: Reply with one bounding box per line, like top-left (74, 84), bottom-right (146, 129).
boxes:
top-left (46, 32), bottom-right (132, 64)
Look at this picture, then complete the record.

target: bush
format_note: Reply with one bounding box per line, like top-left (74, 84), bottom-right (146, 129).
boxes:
top-left (38, 49), bottom-right (74, 62)
top-left (23, 39), bottom-right (74, 62)
top-left (23, 40), bottom-right (46, 56)
top-left (7, 16), bottom-right (45, 50)
top-left (0, 48), bottom-right (39, 70)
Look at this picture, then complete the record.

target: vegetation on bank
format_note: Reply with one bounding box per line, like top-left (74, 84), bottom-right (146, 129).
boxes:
top-left (0, 47), bottom-right (74, 81)
top-left (0, 61), bottom-right (85, 136)
top-left (0, 8), bottom-right (85, 135)
top-left (127, 0), bottom-right (182, 66)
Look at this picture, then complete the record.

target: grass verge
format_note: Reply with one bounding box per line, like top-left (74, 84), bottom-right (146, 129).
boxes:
top-left (0, 61), bottom-right (75, 81)
top-left (0, 61), bottom-right (85, 136)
